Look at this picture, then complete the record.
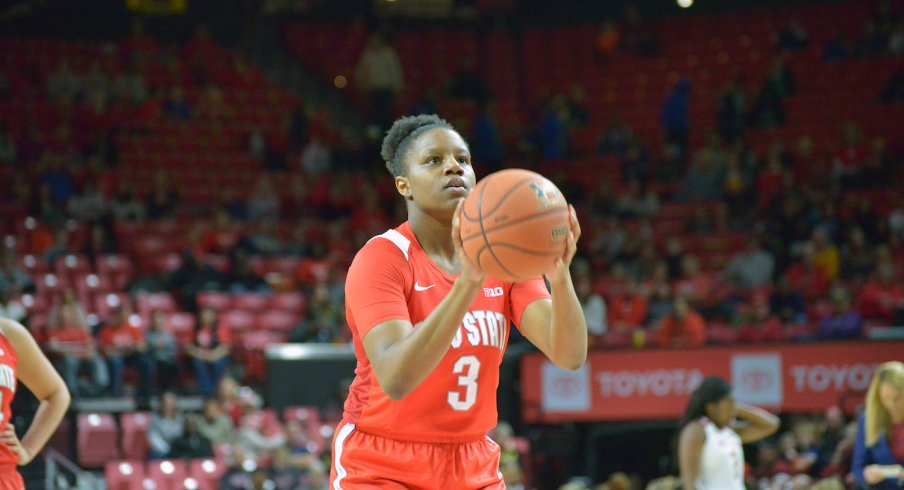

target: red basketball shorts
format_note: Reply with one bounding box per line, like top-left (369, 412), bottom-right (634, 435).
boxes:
top-left (329, 420), bottom-right (504, 489)
top-left (0, 465), bottom-right (23, 490)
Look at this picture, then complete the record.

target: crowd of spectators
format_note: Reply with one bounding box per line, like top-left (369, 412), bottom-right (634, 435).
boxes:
top-left (516, 406), bottom-right (859, 489)
top-left (0, 23), bottom-right (353, 403)
top-left (2, 3), bottom-right (903, 488)
top-left (2, 3), bottom-right (904, 401)
top-left (143, 377), bottom-right (331, 489)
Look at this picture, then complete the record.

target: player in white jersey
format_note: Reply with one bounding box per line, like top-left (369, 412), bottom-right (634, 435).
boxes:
top-left (677, 376), bottom-right (780, 490)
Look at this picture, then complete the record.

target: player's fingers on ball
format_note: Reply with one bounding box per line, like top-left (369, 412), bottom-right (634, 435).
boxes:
top-left (564, 231), bottom-right (576, 256)
top-left (569, 206), bottom-right (582, 237)
top-left (452, 222), bottom-right (463, 248)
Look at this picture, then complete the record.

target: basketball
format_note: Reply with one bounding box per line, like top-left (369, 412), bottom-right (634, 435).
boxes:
top-left (459, 169), bottom-right (571, 282)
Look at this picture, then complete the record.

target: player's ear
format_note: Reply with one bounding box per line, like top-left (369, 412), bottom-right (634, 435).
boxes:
top-left (395, 176), bottom-right (414, 200)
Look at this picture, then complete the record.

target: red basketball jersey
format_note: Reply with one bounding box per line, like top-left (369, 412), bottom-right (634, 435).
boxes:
top-left (342, 222), bottom-right (550, 443)
top-left (0, 333), bottom-right (18, 465)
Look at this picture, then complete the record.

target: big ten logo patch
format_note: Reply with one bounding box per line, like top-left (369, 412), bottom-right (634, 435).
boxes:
top-left (483, 287), bottom-right (504, 297)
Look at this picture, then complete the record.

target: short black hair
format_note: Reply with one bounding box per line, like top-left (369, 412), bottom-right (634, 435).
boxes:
top-left (380, 114), bottom-right (456, 177)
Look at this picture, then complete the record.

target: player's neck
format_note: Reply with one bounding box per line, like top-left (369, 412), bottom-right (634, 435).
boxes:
top-left (408, 210), bottom-right (456, 263)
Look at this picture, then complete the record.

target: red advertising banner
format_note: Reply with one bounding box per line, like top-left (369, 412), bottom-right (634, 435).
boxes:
top-left (520, 340), bottom-right (904, 423)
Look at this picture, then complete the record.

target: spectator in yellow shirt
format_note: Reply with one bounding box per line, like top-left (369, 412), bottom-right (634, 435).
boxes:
top-left (812, 228), bottom-right (840, 281)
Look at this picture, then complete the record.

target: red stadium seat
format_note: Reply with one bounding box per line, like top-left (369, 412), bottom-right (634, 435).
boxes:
top-left (281, 404), bottom-right (325, 452)
top-left (133, 235), bottom-right (180, 260)
top-left (54, 254), bottom-right (92, 280)
top-left (104, 460), bottom-right (146, 490)
top-left (153, 252), bottom-right (183, 273)
top-left (232, 293), bottom-right (269, 313)
top-left (220, 310), bottom-right (255, 332)
top-left (197, 292), bottom-right (232, 311)
top-left (707, 323), bottom-right (739, 344)
top-left (165, 312), bottom-right (197, 343)
top-left (20, 293), bottom-right (50, 315)
top-left (95, 292), bottom-right (133, 321)
top-left (96, 254), bottom-right (135, 290)
top-left (235, 330), bottom-right (284, 381)
top-left (202, 254), bottom-right (230, 273)
top-left (46, 408), bottom-right (73, 457)
top-left (282, 405), bottom-right (321, 427)
top-left (137, 292), bottom-right (177, 317)
top-left (18, 254), bottom-right (49, 276)
top-left (598, 330), bottom-right (633, 349)
top-left (120, 412), bottom-right (151, 461)
top-left (73, 273), bottom-right (112, 314)
top-left (256, 310), bottom-right (297, 333)
top-left (260, 256), bottom-right (300, 278)
top-left (25, 312), bottom-right (49, 340)
top-left (35, 273), bottom-right (66, 299)
top-left (188, 458), bottom-right (227, 490)
top-left (146, 459), bottom-right (188, 490)
top-left (268, 292), bottom-right (306, 315)
top-left (784, 323), bottom-right (817, 340)
top-left (77, 413), bottom-right (121, 468)
top-left (238, 329), bottom-right (283, 348)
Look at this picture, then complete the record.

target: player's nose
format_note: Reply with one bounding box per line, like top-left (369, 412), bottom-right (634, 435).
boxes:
top-left (443, 156), bottom-right (464, 175)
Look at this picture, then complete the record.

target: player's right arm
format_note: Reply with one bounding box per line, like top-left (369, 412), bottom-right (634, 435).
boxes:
top-left (358, 203), bottom-right (486, 400)
top-left (0, 318), bottom-right (71, 465)
top-left (732, 402), bottom-right (779, 443)
top-left (678, 422), bottom-right (704, 490)
top-left (363, 278), bottom-right (480, 400)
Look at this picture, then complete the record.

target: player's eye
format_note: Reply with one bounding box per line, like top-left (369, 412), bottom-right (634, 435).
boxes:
top-left (425, 156), bottom-right (441, 165)
top-left (458, 156), bottom-right (470, 165)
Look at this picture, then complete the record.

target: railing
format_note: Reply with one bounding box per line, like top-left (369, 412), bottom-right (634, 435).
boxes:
top-left (44, 447), bottom-right (102, 490)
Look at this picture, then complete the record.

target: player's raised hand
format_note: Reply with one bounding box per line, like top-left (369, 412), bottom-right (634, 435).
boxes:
top-left (452, 199), bottom-right (486, 284)
top-left (544, 205), bottom-right (581, 284)
top-left (0, 423), bottom-right (32, 466)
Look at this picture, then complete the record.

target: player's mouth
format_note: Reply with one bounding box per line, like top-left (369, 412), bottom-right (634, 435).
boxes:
top-left (444, 178), bottom-right (468, 194)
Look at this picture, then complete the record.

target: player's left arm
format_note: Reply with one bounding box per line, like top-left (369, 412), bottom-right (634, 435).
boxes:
top-left (0, 318), bottom-right (71, 465)
top-left (732, 401), bottom-right (780, 444)
top-left (518, 205), bottom-right (588, 371)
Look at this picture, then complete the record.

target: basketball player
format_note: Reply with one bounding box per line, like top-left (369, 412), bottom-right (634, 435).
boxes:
top-left (677, 376), bottom-right (779, 490)
top-left (330, 115), bottom-right (587, 489)
top-left (0, 317), bottom-right (71, 489)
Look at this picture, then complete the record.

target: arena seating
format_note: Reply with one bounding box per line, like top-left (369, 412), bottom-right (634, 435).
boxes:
top-left (2, 2), bottom-right (903, 486)
top-left (145, 459), bottom-right (189, 490)
top-left (76, 413), bottom-right (121, 467)
top-left (120, 411), bottom-right (151, 461)
top-left (282, 2), bottom-right (904, 154)
top-left (187, 458), bottom-right (228, 490)
top-left (104, 460), bottom-right (147, 490)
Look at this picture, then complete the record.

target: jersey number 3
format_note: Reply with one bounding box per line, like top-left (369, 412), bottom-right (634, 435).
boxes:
top-left (447, 355), bottom-right (480, 411)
